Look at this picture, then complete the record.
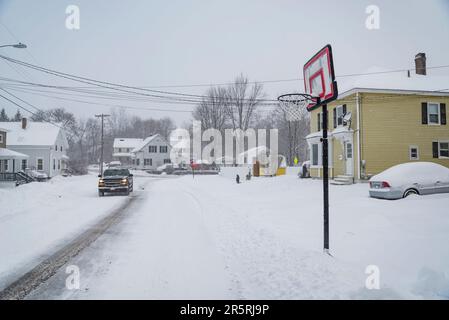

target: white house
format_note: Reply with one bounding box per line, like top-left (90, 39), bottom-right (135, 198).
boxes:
top-left (131, 134), bottom-right (172, 170)
top-left (112, 138), bottom-right (143, 166)
top-left (0, 119), bottom-right (69, 178)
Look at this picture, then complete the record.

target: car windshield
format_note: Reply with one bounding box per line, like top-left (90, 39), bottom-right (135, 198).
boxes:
top-left (103, 169), bottom-right (129, 176)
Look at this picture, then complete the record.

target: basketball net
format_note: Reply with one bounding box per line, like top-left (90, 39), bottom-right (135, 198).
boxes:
top-left (277, 94), bottom-right (315, 121)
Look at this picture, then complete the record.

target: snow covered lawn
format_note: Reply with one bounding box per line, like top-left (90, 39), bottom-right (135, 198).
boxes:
top-left (28, 172), bottom-right (449, 299)
top-left (0, 173), bottom-right (142, 290)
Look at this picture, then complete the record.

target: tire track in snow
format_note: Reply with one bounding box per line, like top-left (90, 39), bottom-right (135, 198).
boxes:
top-left (0, 179), bottom-right (153, 300)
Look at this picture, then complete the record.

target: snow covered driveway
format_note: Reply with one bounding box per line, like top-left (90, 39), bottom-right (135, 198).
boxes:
top-left (3, 172), bottom-right (449, 299)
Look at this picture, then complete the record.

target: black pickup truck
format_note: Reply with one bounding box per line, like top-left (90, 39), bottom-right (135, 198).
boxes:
top-left (98, 168), bottom-right (134, 196)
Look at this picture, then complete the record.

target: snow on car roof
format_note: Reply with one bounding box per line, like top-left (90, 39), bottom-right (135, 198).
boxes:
top-left (0, 121), bottom-right (63, 146)
top-left (113, 138), bottom-right (143, 149)
top-left (370, 162), bottom-right (449, 185)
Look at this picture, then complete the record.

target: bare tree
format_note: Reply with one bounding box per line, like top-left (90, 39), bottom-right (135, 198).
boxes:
top-left (226, 74), bottom-right (264, 131)
top-left (267, 107), bottom-right (310, 166)
top-left (193, 87), bottom-right (228, 131)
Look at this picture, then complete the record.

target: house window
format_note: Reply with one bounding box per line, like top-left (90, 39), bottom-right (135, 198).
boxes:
top-left (160, 146), bottom-right (168, 153)
top-left (21, 159), bottom-right (27, 170)
top-left (312, 144), bottom-right (319, 166)
top-left (53, 159), bottom-right (56, 170)
top-left (428, 103), bottom-right (440, 124)
top-left (0, 133), bottom-right (3, 143)
top-left (4, 160), bottom-right (8, 172)
top-left (144, 158), bottom-right (152, 166)
top-left (409, 146), bottom-right (419, 160)
top-left (438, 142), bottom-right (449, 158)
top-left (136, 159), bottom-right (140, 166)
top-left (164, 159), bottom-right (171, 164)
top-left (37, 158), bottom-right (44, 171)
top-left (55, 144), bottom-right (58, 151)
top-left (58, 160), bottom-right (61, 170)
top-left (60, 146), bottom-right (63, 152)
top-left (149, 146), bottom-right (157, 153)
top-left (335, 105), bottom-right (345, 127)
top-left (118, 148), bottom-right (122, 153)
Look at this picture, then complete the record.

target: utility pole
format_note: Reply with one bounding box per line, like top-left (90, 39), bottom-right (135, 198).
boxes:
top-left (95, 114), bottom-right (110, 176)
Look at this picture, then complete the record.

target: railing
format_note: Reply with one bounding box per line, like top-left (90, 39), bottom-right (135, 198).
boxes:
top-left (0, 171), bottom-right (35, 185)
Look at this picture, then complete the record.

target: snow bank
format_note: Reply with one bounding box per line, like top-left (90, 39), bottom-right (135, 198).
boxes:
top-left (0, 174), bottom-right (138, 290)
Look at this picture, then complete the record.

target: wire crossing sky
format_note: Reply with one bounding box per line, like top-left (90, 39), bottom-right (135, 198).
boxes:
top-left (0, 0), bottom-right (448, 124)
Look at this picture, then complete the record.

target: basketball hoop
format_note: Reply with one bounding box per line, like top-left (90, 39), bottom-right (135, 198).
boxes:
top-left (277, 93), bottom-right (317, 121)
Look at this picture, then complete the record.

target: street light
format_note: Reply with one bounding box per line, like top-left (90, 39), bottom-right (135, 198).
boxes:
top-left (0, 42), bottom-right (27, 49)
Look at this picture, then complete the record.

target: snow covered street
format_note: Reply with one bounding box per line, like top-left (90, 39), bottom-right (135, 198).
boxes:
top-left (1, 171), bottom-right (446, 299)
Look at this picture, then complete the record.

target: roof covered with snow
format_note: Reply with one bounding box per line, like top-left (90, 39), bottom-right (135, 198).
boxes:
top-left (113, 138), bottom-right (143, 149)
top-left (0, 121), bottom-right (64, 146)
top-left (132, 134), bottom-right (169, 153)
top-left (337, 67), bottom-right (449, 97)
top-left (0, 148), bottom-right (29, 159)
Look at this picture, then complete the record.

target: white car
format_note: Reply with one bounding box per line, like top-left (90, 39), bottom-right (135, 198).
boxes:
top-left (369, 162), bottom-right (449, 200)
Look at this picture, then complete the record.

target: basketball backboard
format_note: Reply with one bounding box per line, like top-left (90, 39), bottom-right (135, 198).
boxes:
top-left (303, 44), bottom-right (338, 111)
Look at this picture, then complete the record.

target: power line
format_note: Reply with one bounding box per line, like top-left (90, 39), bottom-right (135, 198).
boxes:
top-left (0, 54), bottom-right (279, 103)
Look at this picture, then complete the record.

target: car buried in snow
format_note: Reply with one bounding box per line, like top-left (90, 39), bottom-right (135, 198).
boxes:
top-left (98, 168), bottom-right (134, 197)
top-left (369, 162), bottom-right (449, 200)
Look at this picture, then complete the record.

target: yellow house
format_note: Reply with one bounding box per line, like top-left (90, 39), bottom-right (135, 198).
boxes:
top-left (306, 58), bottom-right (449, 183)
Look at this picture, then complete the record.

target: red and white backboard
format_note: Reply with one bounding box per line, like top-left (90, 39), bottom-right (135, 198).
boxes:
top-left (303, 44), bottom-right (338, 111)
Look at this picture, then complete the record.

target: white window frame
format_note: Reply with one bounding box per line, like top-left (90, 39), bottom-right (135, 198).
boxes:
top-left (21, 159), bottom-right (27, 170)
top-left (4, 159), bottom-right (8, 172)
top-left (335, 105), bottom-right (345, 127)
top-left (37, 158), bottom-right (44, 171)
top-left (311, 143), bottom-right (320, 167)
top-left (438, 141), bottom-right (449, 159)
top-left (427, 102), bottom-right (440, 125)
top-left (409, 145), bottom-right (419, 160)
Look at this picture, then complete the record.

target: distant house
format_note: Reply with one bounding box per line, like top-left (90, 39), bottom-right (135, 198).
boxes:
top-left (306, 53), bottom-right (449, 183)
top-left (0, 118), bottom-right (69, 178)
top-left (112, 138), bottom-right (143, 166)
top-left (0, 126), bottom-right (29, 183)
top-left (131, 134), bottom-right (172, 170)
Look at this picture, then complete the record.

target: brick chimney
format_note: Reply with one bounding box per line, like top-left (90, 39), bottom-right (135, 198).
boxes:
top-left (415, 53), bottom-right (426, 75)
top-left (21, 117), bottom-right (27, 129)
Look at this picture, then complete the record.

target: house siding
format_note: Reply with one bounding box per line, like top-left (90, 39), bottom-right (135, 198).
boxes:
top-left (308, 92), bottom-right (449, 180)
top-left (309, 96), bottom-right (359, 179)
top-left (360, 93), bottom-right (449, 177)
top-left (133, 136), bottom-right (172, 170)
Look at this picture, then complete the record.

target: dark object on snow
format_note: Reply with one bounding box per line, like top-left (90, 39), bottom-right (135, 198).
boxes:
top-left (236, 174), bottom-right (240, 184)
top-left (246, 169), bottom-right (252, 181)
top-left (301, 163), bottom-right (310, 178)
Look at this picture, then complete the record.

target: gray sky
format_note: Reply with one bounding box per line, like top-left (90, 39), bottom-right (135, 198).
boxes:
top-left (1, 0), bottom-right (448, 125)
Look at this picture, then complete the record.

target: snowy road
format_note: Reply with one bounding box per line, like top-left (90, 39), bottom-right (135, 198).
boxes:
top-left (26, 176), bottom-right (231, 299)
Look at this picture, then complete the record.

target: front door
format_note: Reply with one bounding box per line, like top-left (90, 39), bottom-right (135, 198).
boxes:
top-left (345, 142), bottom-right (353, 176)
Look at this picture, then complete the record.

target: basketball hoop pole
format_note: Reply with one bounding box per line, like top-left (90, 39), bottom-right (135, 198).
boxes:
top-left (321, 103), bottom-right (330, 254)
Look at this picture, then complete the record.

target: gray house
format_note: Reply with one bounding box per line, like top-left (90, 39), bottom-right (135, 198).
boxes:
top-left (0, 119), bottom-right (69, 178)
top-left (131, 134), bottom-right (172, 170)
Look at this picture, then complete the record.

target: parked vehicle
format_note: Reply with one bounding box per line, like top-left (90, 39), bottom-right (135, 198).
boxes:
top-left (98, 168), bottom-right (133, 196)
top-left (369, 162), bottom-right (449, 199)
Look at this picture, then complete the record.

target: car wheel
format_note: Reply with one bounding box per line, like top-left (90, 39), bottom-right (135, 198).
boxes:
top-left (124, 188), bottom-right (130, 196)
top-left (99, 191), bottom-right (104, 197)
top-left (403, 188), bottom-right (419, 198)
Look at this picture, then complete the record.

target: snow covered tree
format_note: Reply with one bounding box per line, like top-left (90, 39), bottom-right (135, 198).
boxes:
top-left (13, 109), bottom-right (22, 121)
top-left (0, 108), bottom-right (10, 121)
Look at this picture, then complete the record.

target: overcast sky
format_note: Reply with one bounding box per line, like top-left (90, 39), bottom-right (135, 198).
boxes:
top-left (1, 0), bottom-right (448, 125)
